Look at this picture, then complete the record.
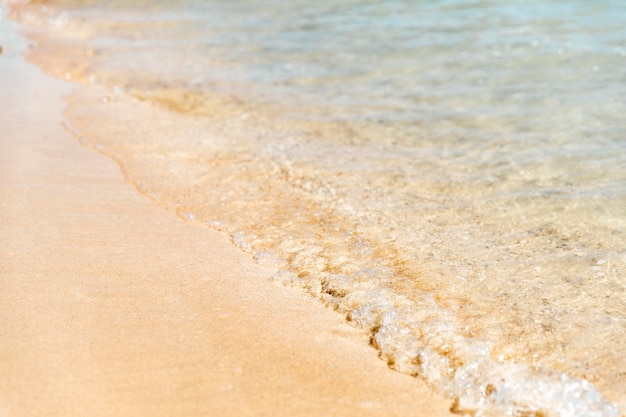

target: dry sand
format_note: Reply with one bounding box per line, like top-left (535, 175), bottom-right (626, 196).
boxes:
top-left (0, 18), bottom-right (455, 417)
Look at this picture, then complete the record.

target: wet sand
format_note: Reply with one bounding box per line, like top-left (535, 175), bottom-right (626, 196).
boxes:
top-left (0, 20), bottom-right (455, 417)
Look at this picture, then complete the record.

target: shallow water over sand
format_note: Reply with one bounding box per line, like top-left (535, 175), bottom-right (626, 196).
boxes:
top-left (8, 0), bottom-right (626, 415)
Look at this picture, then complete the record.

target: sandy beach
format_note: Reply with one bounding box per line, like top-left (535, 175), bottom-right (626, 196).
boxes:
top-left (0, 17), bottom-right (456, 417)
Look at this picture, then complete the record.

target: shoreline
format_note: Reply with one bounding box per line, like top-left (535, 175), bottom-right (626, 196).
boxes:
top-left (0, 12), bottom-right (455, 417)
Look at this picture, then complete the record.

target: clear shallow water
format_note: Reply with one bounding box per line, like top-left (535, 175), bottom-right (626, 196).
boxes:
top-left (8, 0), bottom-right (626, 415)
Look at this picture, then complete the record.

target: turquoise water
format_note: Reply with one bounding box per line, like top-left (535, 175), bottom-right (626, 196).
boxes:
top-left (8, 0), bottom-right (626, 415)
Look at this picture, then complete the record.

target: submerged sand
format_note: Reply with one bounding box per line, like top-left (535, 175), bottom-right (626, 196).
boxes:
top-left (0, 18), bottom-right (455, 417)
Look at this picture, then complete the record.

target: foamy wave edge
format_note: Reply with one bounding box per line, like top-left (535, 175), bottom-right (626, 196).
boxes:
top-left (227, 229), bottom-right (621, 417)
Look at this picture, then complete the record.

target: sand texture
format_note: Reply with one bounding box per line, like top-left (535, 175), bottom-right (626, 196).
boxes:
top-left (0, 21), bottom-right (454, 417)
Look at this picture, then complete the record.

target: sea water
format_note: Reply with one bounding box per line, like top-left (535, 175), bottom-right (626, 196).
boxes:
top-left (7, 0), bottom-right (625, 415)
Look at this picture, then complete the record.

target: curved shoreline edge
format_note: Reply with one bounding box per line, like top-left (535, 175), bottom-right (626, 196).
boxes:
top-left (0, 9), bottom-right (456, 417)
